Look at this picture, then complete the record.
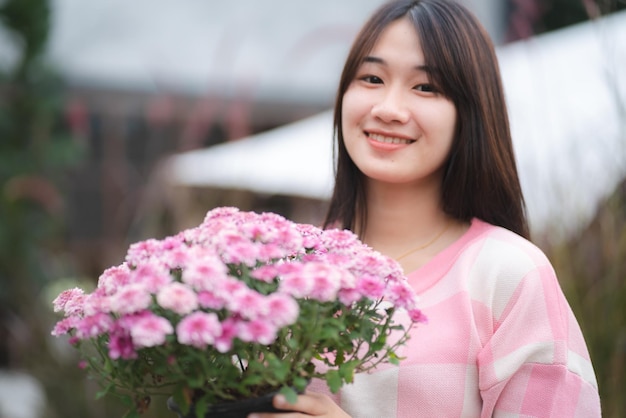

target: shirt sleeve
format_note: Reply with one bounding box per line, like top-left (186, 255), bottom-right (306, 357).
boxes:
top-left (476, 251), bottom-right (601, 417)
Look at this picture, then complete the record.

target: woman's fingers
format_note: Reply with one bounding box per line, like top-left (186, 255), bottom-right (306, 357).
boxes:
top-left (273, 391), bottom-right (326, 415)
top-left (247, 390), bottom-right (350, 418)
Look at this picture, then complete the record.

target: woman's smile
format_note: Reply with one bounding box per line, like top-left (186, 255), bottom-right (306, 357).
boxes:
top-left (367, 132), bottom-right (416, 145)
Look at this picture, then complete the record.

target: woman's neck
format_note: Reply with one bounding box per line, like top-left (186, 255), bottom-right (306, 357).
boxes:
top-left (362, 180), bottom-right (446, 251)
top-left (361, 180), bottom-right (467, 273)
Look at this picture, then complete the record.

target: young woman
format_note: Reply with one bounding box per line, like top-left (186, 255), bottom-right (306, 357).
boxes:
top-left (251, 0), bottom-right (601, 416)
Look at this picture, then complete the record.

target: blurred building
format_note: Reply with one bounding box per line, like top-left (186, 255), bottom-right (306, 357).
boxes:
top-left (2, 0), bottom-right (509, 276)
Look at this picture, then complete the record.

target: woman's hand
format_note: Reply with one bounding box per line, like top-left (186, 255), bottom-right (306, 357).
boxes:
top-left (248, 390), bottom-right (351, 418)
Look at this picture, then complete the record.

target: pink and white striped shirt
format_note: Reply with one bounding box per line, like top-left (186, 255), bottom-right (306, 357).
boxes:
top-left (312, 218), bottom-right (601, 417)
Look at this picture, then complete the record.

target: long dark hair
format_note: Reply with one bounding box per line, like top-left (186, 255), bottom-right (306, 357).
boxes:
top-left (323, 0), bottom-right (529, 239)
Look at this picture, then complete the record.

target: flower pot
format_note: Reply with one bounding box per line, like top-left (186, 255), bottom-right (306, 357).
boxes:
top-left (167, 390), bottom-right (289, 418)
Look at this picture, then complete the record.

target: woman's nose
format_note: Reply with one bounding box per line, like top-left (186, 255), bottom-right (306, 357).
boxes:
top-left (370, 87), bottom-right (410, 124)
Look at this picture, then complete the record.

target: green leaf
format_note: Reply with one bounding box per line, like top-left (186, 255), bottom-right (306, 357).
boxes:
top-left (388, 356), bottom-right (400, 366)
top-left (194, 397), bottom-right (209, 418)
top-left (293, 376), bottom-right (309, 392)
top-left (279, 386), bottom-right (298, 405)
top-left (266, 355), bottom-right (289, 381)
top-left (188, 375), bottom-right (205, 388)
top-left (286, 338), bottom-right (299, 349)
top-left (119, 395), bottom-right (133, 407)
top-left (335, 349), bottom-right (345, 365)
top-left (325, 370), bottom-right (342, 393)
top-left (338, 360), bottom-right (358, 384)
top-left (241, 373), bottom-right (264, 387)
top-left (95, 382), bottom-right (115, 399)
top-left (172, 388), bottom-right (190, 415)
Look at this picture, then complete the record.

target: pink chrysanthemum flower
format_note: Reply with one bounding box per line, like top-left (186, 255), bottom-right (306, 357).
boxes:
top-left (249, 264), bottom-right (279, 283)
top-left (385, 280), bottom-right (419, 311)
top-left (182, 249), bottom-right (229, 291)
top-left (294, 223), bottom-right (324, 250)
top-left (354, 252), bottom-right (403, 282)
top-left (269, 225), bottom-right (304, 255)
top-left (156, 282), bottom-right (198, 316)
top-left (238, 319), bottom-right (277, 345)
top-left (108, 328), bottom-right (137, 360)
top-left (278, 264), bottom-right (313, 298)
top-left (197, 290), bottom-right (225, 310)
top-left (217, 230), bottom-right (259, 266)
top-left (227, 287), bottom-right (267, 320)
top-left (158, 235), bottom-right (184, 250)
top-left (301, 263), bottom-right (342, 302)
top-left (407, 308), bottom-right (428, 324)
top-left (240, 222), bottom-right (268, 242)
top-left (51, 316), bottom-right (79, 336)
top-left (214, 317), bottom-right (238, 353)
top-left (162, 245), bottom-right (190, 269)
top-left (180, 225), bottom-right (203, 245)
top-left (338, 288), bottom-right (362, 305)
top-left (126, 238), bottom-right (161, 266)
top-left (109, 283), bottom-right (152, 315)
top-left (176, 312), bottom-right (222, 349)
top-left (75, 313), bottom-right (114, 339)
top-left (97, 264), bottom-right (132, 295)
top-left (320, 229), bottom-right (361, 253)
top-left (264, 293), bottom-right (299, 327)
top-left (82, 291), bottom-right (111, 316)
top-left (257, 243), bottom-right (290, 262)
top-left (130, 261), bottom-right (172, 293)
top-left (52, 287), bottom-right (85, 315)
top-left (129, 313), bottom-right (174, 348)
top-left (202, 206), bottom-right (240, 223)
top-left (356, 274), bottom-right (386, 300)
top-left (213, 277), bottom-right (248, 300)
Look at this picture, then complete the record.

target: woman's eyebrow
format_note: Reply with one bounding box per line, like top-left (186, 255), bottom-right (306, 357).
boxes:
top-left (363, 55), bottom-right (386, 65)
top-left (362, 56), bottom-right (431, 73)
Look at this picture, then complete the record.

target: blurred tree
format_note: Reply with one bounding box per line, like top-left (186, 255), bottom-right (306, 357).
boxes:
top-left (506, 0), bottom-right (626, 41)
top-left (0, 0), bottom-right (89, 415)
top-left (1, 0), bottom-right (59, 349)
top-left (547, 181), bottom-right (626, 418)
top-left (539, 0), bottom-right (590, 31)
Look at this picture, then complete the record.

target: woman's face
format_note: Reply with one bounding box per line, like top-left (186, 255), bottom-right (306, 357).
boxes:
top-left (341, 17), bottom-right (457, 188)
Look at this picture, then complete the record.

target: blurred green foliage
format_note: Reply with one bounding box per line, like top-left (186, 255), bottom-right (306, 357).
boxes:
top-left (537, 0), bottom-right (626, 32)
top-left (0, 0), bottom-right (78, 311)
top-left (545, 183), bottom-right (626, 418)
top-left (0, 0), bottom-right (90, 416)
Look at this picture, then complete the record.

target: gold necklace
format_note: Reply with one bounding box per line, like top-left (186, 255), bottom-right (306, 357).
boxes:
top-left (395, 221), bottom-right (451, 261)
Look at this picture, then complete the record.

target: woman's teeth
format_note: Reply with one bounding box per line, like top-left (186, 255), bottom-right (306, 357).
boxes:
top-left (368, 133), bottom-right (414, 144)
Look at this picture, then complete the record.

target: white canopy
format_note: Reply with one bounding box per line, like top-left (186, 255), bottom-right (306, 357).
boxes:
top-left (164, 110), bottom-right (336, 199)
top-left (166, 11), bottom-right (626, 239)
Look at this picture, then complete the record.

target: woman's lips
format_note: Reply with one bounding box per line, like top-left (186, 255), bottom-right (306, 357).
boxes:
top-left (366, 132), bottom-right (416, 150)
top-left (367, 132), bottom-right (415, 144)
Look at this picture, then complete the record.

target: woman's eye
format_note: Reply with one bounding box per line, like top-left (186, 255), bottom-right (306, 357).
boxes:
top-left (414, 84), bottom-right (436, 93)
top-left (360, 75), bottom-right (383, 84)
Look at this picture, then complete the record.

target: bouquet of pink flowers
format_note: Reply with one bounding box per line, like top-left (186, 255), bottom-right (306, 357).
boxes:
top-left (51, 207), bottom-right (426, 417)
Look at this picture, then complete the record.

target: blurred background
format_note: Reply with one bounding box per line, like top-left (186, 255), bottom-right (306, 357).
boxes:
top-left (0, 0), bottom-right (624, 416)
